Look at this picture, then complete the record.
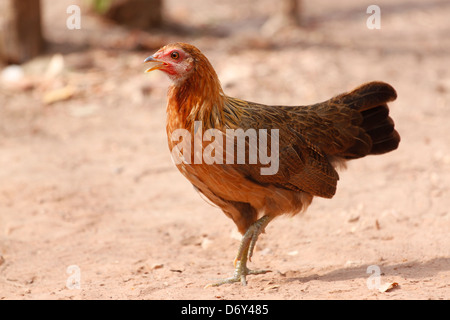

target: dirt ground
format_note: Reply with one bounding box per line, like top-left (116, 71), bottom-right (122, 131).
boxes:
top-left (0, 0), bottom-right (449, 300)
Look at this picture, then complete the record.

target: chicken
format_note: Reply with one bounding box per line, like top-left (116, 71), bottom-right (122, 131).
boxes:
top-left (144, 42), bottom-right (400, 286)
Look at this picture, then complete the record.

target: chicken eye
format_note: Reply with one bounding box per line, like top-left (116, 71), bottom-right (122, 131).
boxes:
top-left (170, 51), bottom-right (180, 60)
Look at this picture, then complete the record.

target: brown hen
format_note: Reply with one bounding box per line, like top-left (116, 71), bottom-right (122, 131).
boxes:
top-left (144, 43), bottom-right (400, 286)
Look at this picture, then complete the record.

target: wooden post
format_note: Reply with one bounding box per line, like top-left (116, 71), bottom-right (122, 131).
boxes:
top-left (261, 0), bottom-right (302, 35)
top-left (0, 0), bottom-right (44, 64)
top-left (280, 0), bottom-right (302, 26)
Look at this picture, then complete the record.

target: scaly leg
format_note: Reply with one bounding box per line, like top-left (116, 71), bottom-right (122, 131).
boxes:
top-left (205, 215), bottom-right (273, 287)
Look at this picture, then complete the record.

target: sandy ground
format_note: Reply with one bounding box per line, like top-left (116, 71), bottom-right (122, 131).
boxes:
top-left (0, 0), bottom-right (449, 300)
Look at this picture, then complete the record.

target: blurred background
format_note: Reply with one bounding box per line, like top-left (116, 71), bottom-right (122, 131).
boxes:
top-left (0, 0), bottom-right (449, 299)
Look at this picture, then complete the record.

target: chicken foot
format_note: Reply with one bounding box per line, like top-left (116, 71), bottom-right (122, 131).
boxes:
top-left (206, 215), bottom-right (273, 287)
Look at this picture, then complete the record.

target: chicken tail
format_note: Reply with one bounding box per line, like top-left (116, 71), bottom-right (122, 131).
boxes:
top-left (335, 81), bottom-right (400, 159)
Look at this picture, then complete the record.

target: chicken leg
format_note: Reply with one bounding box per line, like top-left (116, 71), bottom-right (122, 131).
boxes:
top-left (206, 215), bottom-right (273, 287)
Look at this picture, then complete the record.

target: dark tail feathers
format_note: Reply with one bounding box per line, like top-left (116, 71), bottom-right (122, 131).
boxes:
top-left (339, 81), bottom-right (400, 159)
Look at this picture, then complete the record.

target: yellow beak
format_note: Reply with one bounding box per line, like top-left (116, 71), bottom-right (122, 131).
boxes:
top-left (144, 55), bottom-right (166, 73)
